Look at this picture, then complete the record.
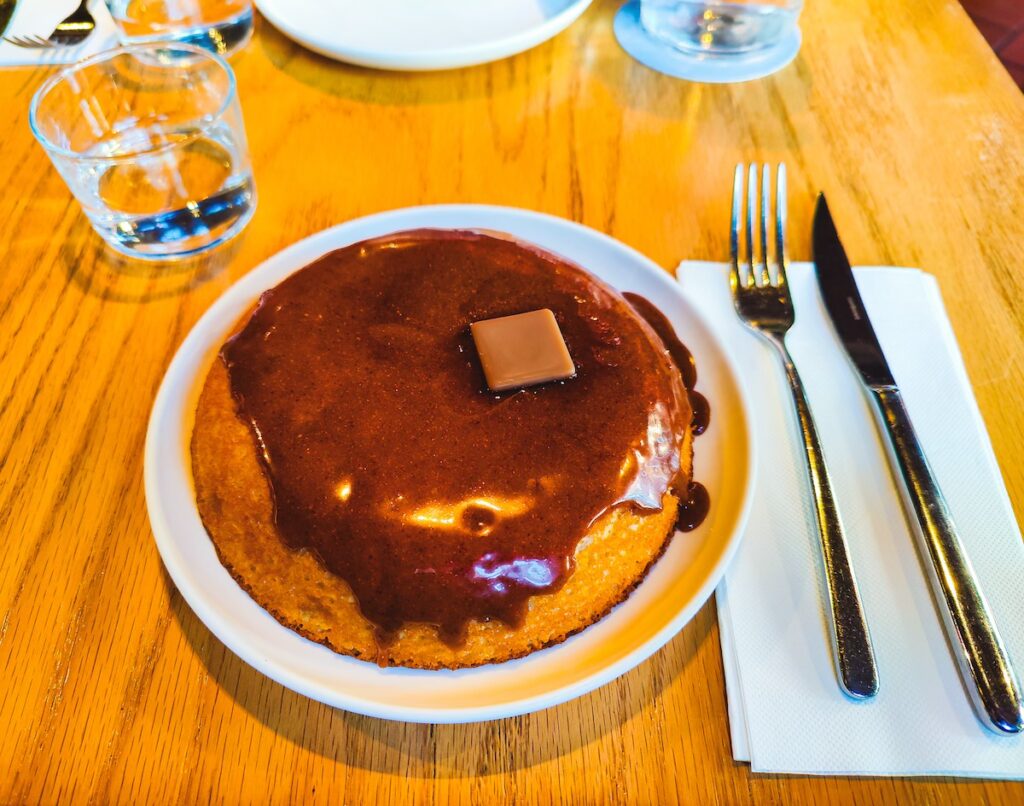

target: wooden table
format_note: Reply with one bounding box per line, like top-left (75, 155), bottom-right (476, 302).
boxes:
top-left (3, 0), bottom-right (1024, 801)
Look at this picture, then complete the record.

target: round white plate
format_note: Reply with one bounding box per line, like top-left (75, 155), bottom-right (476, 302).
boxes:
top-left (255, 0), bottom-right (594, 71)
top-left (145, 205), bottom-right (755, 723)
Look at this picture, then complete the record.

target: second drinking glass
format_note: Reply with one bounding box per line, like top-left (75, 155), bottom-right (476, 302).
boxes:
top-left (104, 0), bottom-right (254, 57)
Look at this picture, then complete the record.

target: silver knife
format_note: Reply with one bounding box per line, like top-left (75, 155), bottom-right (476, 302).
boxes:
top-left (812, 194), bottom-right (1024, 735)
top-left (0, 1), bottom-right (16, 37)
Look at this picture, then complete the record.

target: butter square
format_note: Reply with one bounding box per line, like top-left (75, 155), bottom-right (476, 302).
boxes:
top-left (470, 309), bottom-right (576, 392)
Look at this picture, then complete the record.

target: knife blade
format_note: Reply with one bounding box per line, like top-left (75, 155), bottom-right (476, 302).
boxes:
top-left (811, 196), bottom-right (895, 389)
top-left (812, 193), bottom-right (1024, 734)
top-left (0, 0), bottom-right (17, 38)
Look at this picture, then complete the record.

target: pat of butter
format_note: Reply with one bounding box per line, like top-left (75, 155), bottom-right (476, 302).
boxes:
top-left (470, 309), bottom-right (576, 392)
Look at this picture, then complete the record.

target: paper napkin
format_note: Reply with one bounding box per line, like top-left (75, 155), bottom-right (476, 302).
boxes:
top-left (0, 0), bottom-right (118, 67)
top-left (677, 262), bottom-right (1024, 778)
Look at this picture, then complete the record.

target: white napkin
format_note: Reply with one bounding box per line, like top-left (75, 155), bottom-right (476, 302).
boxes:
top-left (677, 261), bottom-right (1024, 778)
top-left (0, 0), bottom-right (118, 67)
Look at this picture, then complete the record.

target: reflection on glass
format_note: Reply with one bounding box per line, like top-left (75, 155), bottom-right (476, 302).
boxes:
top-left (104, 0), bottom-right (254, 57)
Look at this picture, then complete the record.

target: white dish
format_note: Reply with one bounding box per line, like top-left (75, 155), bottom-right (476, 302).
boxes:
top-left (145, 205), bottom-right (756, 723)
top-left (255, 0), bottom-right (594, 71)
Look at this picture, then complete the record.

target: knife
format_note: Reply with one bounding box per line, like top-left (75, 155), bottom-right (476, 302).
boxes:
top-left (812, 194), bottom-right (1024, 735)
top-left (0, 0), bottom-right (17, 38)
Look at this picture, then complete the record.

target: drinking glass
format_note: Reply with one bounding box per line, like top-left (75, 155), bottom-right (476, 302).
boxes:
top-left (639, 0), bottom-right (803, 54)
top-left (30, 43), bottom-right (256, 261)
top-left (104, 0), bottom-right (254, 57)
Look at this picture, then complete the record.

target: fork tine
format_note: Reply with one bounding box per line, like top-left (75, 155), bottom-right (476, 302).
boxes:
top-left (745, 163), bottom-right (756, 287)
top-left (730, 164), bottom-right (743, 293)
top-left (775, 163), bottom-right (789, 288)
top-left (13, 35), bottom-right (52, 49)
top-left (760, 163), bottom-right (771, 287)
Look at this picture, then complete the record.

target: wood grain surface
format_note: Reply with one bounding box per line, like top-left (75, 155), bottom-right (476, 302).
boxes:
top-left (2, 0), bottom-right (1024, 802)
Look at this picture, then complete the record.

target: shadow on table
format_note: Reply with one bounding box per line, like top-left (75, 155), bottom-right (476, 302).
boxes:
top-left (254, 9), bottom-right (573, 108)
top-left (55, 216), bottom-right (242, 303)
top-left (162, 564), bottom-right (713, 777)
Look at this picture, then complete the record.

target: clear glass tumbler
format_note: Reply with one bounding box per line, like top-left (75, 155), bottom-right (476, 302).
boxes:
top-left (104, 0), bottom-right (254, 58)
top-left (639, 0), bottom-right (803, 54)
top-left (30, 43), bottom-right (256, 261)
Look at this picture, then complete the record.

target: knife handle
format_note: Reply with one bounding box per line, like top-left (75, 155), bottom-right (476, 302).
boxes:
top-left (774, 339), bottom-right (879, 700)
top-left (870, 387), bottom-right (1024, 733)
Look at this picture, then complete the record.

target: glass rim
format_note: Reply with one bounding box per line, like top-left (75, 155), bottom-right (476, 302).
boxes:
top-left (29, 41), bottom-right (237, 162)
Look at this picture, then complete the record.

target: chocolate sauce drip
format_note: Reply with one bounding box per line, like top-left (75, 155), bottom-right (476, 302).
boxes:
top-left (221, 231), bottom-right (693, 646)
top-left (622, 293), bottom-right (698, 391)
top-left (676, 482), bottom-right (711, 532)
top-left (689, 391), bottom-right (710, 436)
top-left (623, 292), bottom-right (711, 531)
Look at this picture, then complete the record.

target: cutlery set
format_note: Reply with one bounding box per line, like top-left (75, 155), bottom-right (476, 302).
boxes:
top-left (730, 163), bottom-right (1024, 734)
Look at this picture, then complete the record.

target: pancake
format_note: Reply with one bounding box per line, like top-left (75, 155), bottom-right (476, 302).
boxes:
top-left (191, 229), bottom-right (707, 669)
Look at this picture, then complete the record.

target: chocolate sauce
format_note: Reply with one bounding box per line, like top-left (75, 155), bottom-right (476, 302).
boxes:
top-left (622, 293), bottom-right (698, 390)
top-left (689, 391), bottom-right (710, 436)
top-left (622, 292), bottom-right (711, 530)
top-left (221, 231), bottom-right (693, 646)
top-left (676, 482), bottom-right (711, 532)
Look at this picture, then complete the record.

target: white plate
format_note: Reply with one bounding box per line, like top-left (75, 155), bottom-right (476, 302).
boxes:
top-left (145, 205), bottom-right (755, 723)
top-left (254, 0), bottom-right (593, 71)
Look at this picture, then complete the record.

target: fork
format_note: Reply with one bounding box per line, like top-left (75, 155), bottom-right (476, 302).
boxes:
top-left (4, 0), bottom-right (95, 49)
top-left (730, 163), bottom-right (879, 700)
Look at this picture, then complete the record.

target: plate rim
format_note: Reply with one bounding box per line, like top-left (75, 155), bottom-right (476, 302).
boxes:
top-left (144, 203), bottom-right (757, 723)
top-left (253, 0), bottom-right (594, 71)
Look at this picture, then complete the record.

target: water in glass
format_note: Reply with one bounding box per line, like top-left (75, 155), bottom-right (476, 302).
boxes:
top-left (78, 124), bottom-right (254, 257)
top-left (640, 0), bottom-right (802, 54)
top-left (105, 0), bottom-right (253, 56)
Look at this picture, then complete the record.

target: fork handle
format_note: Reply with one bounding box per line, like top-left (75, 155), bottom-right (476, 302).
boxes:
top-left (869, 387), bottom-right (1024, 733)
top-left (771, 336), bottom-right (879, 699)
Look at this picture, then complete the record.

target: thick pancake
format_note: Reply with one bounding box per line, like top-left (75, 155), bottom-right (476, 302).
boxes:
top-left (192, 359), bottom-right (692, 668)
top-left (189, 229), bottom-right (702, 669)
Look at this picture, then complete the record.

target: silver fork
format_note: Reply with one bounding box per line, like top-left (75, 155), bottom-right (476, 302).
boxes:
top-left (730, 163), bottom-right (879, 700)
top-left (4, 0), bottom-right (95, 49)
